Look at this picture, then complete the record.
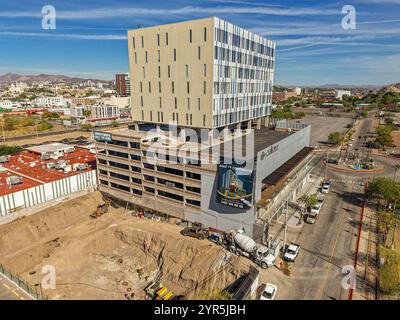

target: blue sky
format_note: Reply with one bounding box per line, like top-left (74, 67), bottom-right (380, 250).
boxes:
top-left (0, 0), bottom-right (399, 86)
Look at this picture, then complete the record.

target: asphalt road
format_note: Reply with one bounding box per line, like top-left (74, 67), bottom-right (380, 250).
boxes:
top-left (0, 274), bottom-right (33, 300)
top-left (257, 117), bottom-right (388, 300)
top-left (273, 181), bottom-right (362, 300)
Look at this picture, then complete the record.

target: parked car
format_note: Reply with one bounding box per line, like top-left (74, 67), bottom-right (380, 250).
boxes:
top-left (323, 180), bottom-right (332, 188)
top-left (311, 198), bottom-right (325, 215)
top-left (321, 181), bottom-right (331, 194)
top-left (284, 244), bottom-right (300, 262)
top-left (307, 198), bottom-right (325, 224)
top-left (321, 185), bottom-right (330, 194)
top-left (260, 283), bottom-right (278, 300)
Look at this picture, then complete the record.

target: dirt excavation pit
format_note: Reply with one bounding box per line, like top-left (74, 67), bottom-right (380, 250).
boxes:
top-left (0, 191), bottom-right (251, 300)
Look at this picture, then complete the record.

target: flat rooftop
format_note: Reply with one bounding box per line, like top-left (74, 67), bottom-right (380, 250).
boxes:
top-left (257, 146), bottom-right (314, 207)
top-left (262, 147), bottom-right (314, 186)
top-left (25, 143), bottom-right (74, 154)
top-left (218, 127), bottom-right (292, 160)
top-left (0, 170), bottom-right (41, 196)
top-left (0, 147), bottom-right (96, 194)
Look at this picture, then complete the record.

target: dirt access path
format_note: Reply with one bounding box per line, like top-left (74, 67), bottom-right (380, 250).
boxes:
top-left (0, 192), bottom-right (250, 300)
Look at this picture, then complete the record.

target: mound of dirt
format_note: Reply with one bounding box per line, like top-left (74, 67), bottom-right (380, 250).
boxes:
top-left (0, 191), bottom-right (250, 300)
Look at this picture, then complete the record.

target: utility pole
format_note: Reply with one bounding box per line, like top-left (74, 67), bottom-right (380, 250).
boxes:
top-left (35, 118), bottom-right (39, 138)
top-left (325, 147), bottom-right (328, 180)
top-left (1, 120), bottom-right (5, 143)
top-left (284, 196), bottom-right (288, 250)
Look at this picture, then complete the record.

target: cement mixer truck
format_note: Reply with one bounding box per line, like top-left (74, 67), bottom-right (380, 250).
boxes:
top-left (226, 230), bottom-right (279, 269)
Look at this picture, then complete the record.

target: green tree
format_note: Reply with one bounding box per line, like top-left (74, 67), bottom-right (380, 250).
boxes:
top-left (375, 125), bottom-right (394, 150)
top-left (37, 121), bottom-right (53, 132)
top-left (298, 193), bottom-right (318, 220)
top-left (271, 107), bottom-right (294, 119)
top-left (379, 247), bottom-right (400, 296)
top-left (378, 211), bottom-right (398, 247)
top-left (83, 110), bottom-right (92, 117)
top-left (294, 111), bottom-right (306, 119)
top-left (365, 177), bottom-right (400, 210)
top-left (328, 132), bottom-right (343, 146)
top-left (0, 145), bottom-right (23, 156)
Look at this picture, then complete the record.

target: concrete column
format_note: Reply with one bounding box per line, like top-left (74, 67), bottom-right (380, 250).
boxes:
top-left (247, 120), bottom-right (252, 133)
top-left (263, 116), bottom-right (269, 128)
top-left (256, 118), bottom-right (262, 130)
top-left (236, 123), bottom-right (241, 136)
top-left (223, 126), bottom-right (229, 141)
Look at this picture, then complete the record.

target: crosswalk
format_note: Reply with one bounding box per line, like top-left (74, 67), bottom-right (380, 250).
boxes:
top-left (329, 179), bottom-right (365, 191)
top-left (330, 178), bottom-right (365, 185)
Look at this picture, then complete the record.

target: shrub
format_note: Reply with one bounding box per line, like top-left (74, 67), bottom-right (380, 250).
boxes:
top-left (380, 247), bottom-right (400, 296)
top-left (81, 124), bottom-right (93, 131)
top-left (37, 121), bottom-right (53, 131)
top-left (0, 145), bottom-right (23, 156)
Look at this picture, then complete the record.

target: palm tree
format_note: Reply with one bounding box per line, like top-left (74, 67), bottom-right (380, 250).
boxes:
top-left (297, 194), bottom-right (318, 223)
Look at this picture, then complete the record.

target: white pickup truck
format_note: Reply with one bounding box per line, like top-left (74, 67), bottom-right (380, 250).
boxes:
top-left (283, 244), bottom-right (300, 262)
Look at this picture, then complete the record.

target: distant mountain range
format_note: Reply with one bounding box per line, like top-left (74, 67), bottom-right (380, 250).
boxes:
top-left (317, 84), bottom-right (383, 90)
top-left (378, 83), bottom-right (400, 94)
top-left (0, 73), bottom-right (113, 85)
top-left (276, 83), bottom-right (388, 90)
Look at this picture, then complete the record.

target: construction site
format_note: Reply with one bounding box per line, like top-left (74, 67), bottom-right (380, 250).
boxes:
top-left (0, 191), bottom-right (254, 300)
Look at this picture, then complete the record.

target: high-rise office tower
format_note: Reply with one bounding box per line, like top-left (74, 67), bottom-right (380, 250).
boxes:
top-left (115, 73), bottom-right (131, 96)
top-left (128, 17), bottom-right (275, 130)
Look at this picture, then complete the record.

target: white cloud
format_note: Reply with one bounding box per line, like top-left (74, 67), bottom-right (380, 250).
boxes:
top-left (0, 31), bottom-right (127, 40)
top-left (0, 5), bottom-right (341, 20)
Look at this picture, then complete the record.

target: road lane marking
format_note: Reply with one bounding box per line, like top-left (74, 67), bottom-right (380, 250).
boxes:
top-left (20, 296), bottom-right (25, 300)
top-left (3, 283), bottom-right (11, 290)
top-left (12, 289), bottom-right (20, 298)
top-left (318, 185), bottom-right (353, 299)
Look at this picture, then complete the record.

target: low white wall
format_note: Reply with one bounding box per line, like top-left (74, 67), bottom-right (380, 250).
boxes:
top-left (0, 170), bottom-right (97, 217)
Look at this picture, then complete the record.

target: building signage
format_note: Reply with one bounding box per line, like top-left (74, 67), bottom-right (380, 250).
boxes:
top-left (216, 163), bottom-right (253, 209)
top-left (260, 145), bottom-right (279, 161)
top-left (94, 131), bottom-right (113, 142)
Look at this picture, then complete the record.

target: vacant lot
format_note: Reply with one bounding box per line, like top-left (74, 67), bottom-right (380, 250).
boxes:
top-left (5, 131), bottom-right (91, 147)
top-left (290, 115), bottom-right (353, 147)
top-left (0, 192), bottom-right (250, 300)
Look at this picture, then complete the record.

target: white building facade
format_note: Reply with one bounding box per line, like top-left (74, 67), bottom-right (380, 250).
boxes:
top-left (212, 18), bottom-right (275, 128)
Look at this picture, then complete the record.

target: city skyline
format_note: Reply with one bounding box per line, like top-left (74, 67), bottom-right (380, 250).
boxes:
top-left (0, 0), bottom-right (399, 86)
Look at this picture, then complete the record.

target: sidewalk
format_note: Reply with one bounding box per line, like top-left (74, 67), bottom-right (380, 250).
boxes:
top-left (277, 176), bottom-right (323, 229)
top-left (352, 205), bottom-right (378, 300)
